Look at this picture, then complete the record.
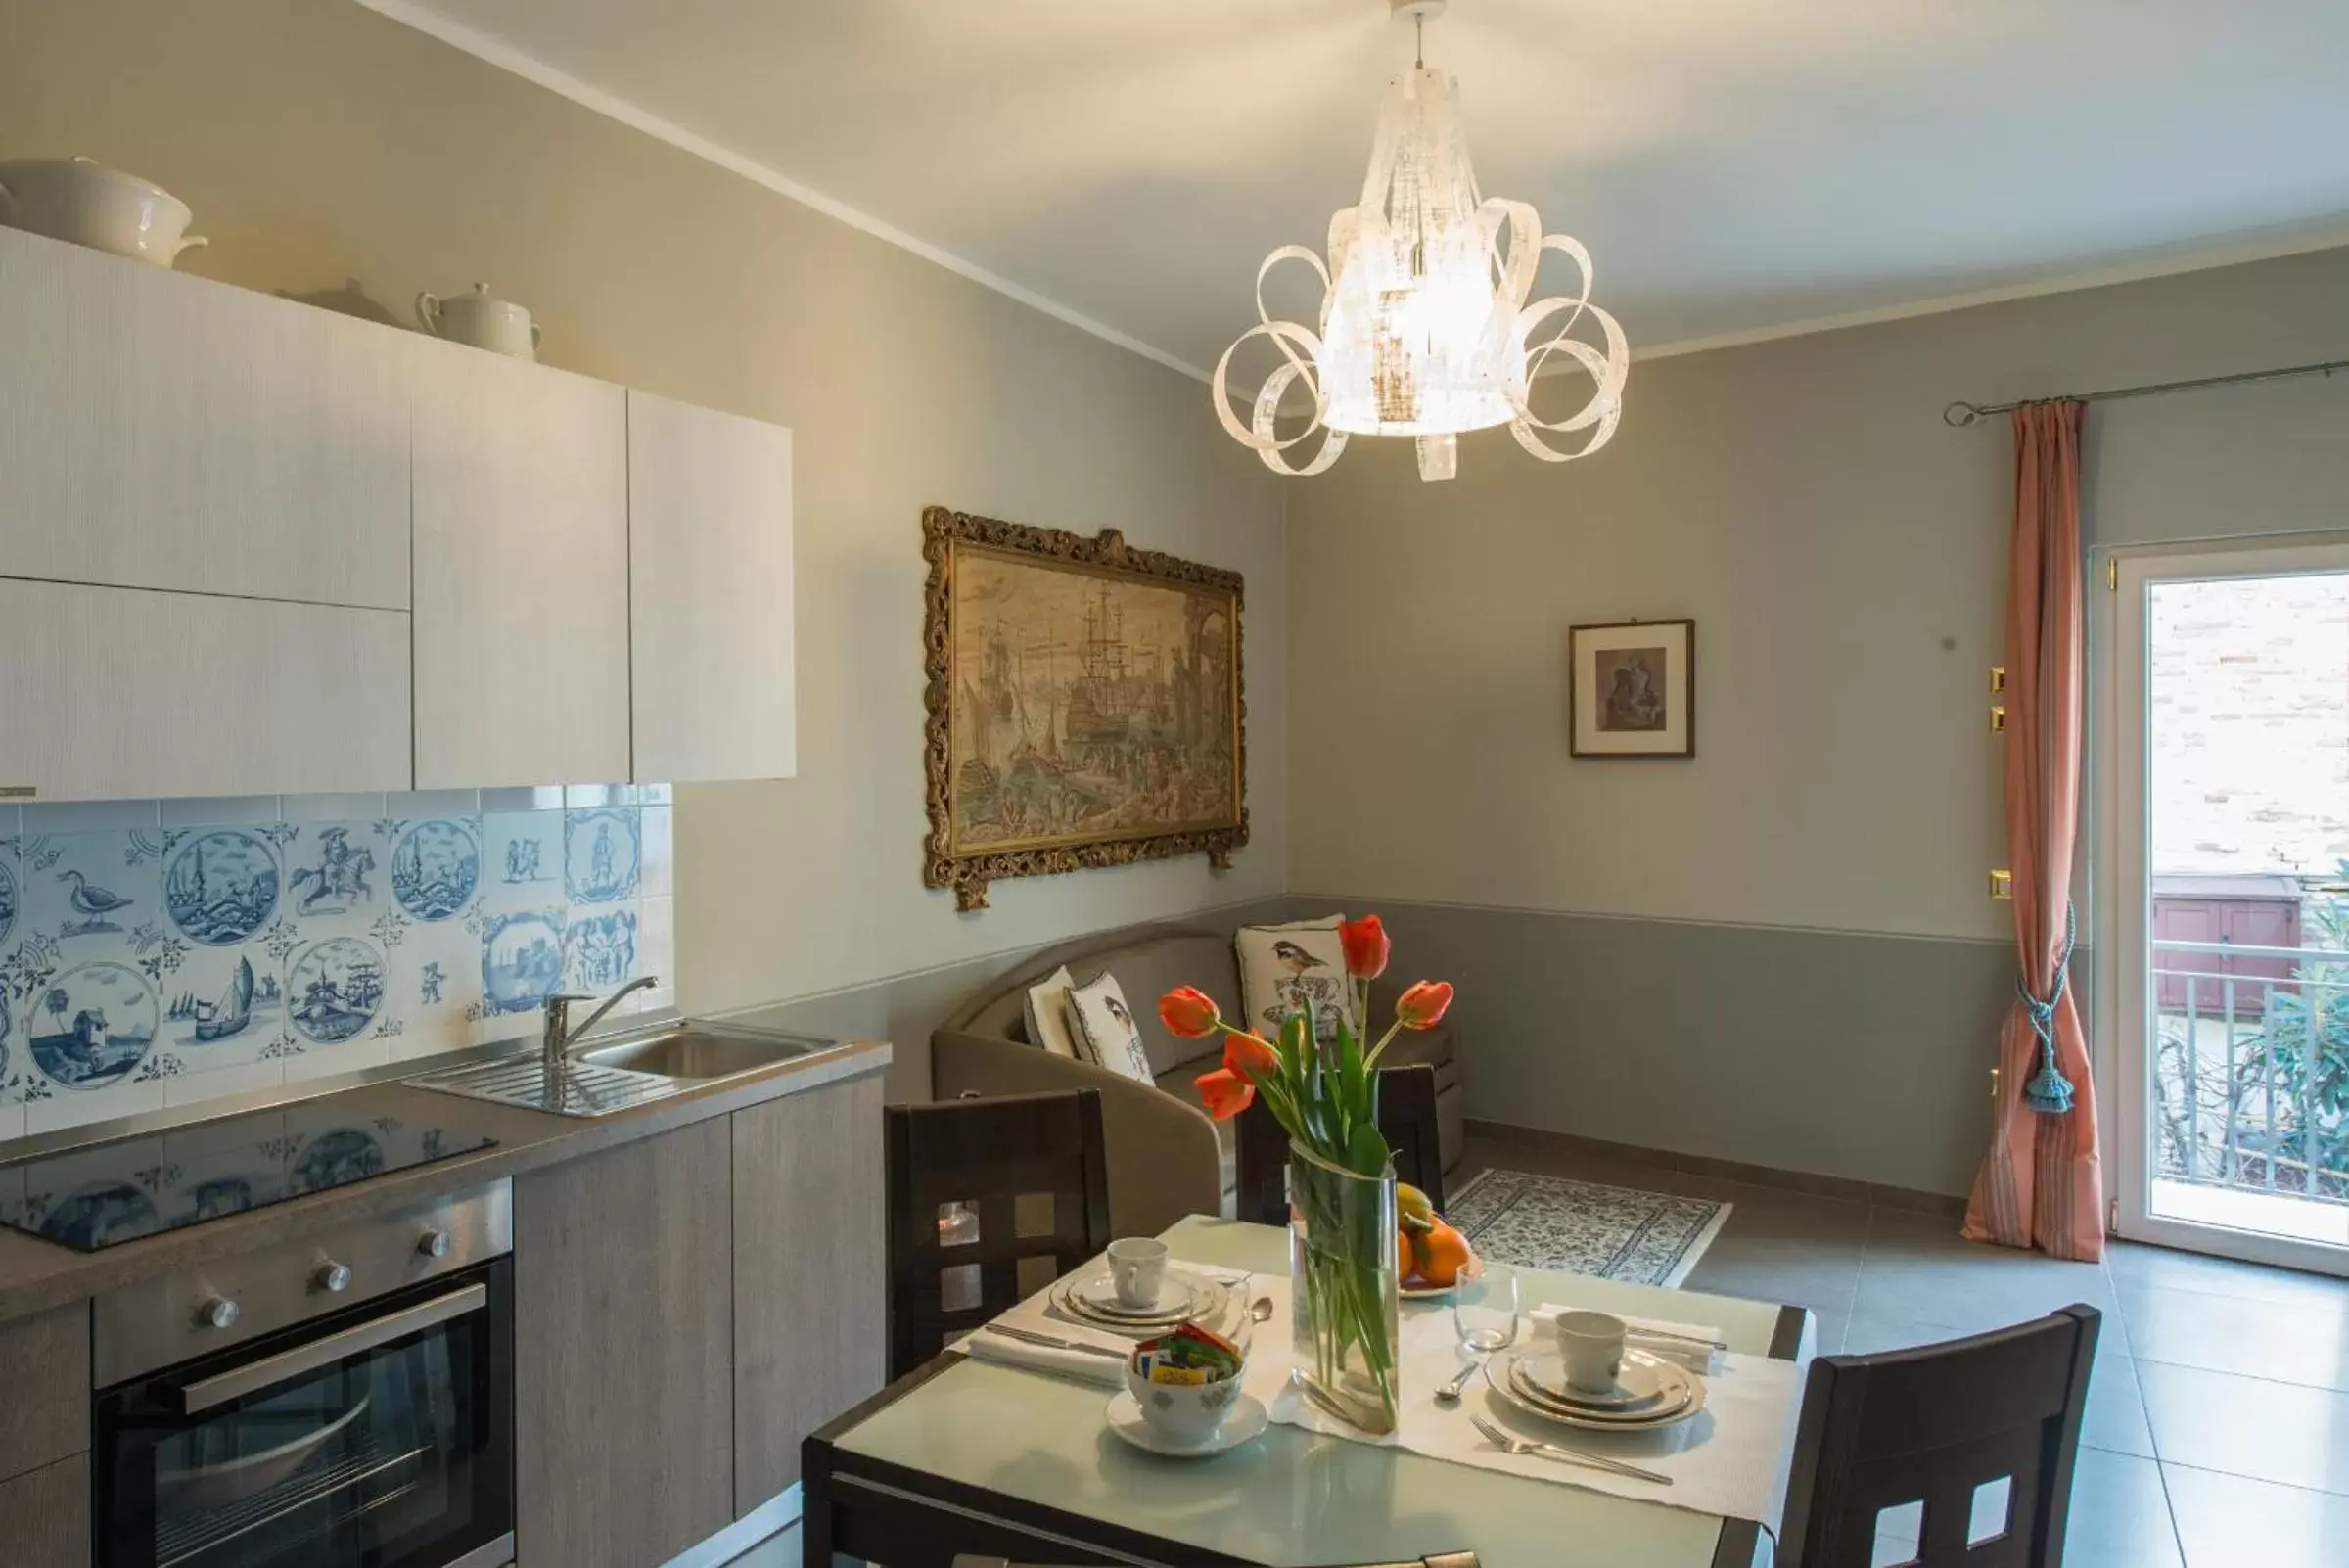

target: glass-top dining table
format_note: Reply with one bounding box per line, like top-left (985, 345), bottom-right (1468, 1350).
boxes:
top-left (803, 1216), bottom-right (1814, 1567)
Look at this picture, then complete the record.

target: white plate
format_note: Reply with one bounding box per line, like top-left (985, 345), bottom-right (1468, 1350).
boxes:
top-left (1400, 1253), bottom-right (1485, 1301)
top-left (1106, 1390), bottom-right (1269, 1457)
top-left (1489, 1348), bottom-right (1706, 1432)
top-left (1508, 1360), bottom-right (1689, 1426)
top-left (1514, 1349), bottom-right (1671, 1410)
top-left (1057, 1271), bottom-right (1226, 1331)
top-left (1072, 1272), bottom-right (1206, 1318)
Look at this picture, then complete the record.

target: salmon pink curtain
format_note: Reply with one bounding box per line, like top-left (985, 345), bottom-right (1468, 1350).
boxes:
top-left (1963, 401), bottom-right (2105, 1261)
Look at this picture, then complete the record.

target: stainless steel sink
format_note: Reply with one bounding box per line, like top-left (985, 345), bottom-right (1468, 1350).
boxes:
top-left (577, 1028), bottom-right (820, 1080)
top-left (408, 1023), bottom-right (836, 1118)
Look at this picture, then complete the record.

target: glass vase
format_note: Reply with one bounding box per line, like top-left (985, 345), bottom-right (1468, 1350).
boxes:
top-left (1286, 1139), bottom-right (1401, 1434)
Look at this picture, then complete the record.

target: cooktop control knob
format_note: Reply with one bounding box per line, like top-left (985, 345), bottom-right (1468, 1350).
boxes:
top-left (198, 1296), bottom-right (240, 1331)
top-left (417, 1227), bottom-right (453, 1260)
top-left (314, 1261), bottom-right (353, 1294)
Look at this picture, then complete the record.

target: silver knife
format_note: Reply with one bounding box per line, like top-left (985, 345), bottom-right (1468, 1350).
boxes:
top-left (984, 1322), bottom-right (1128, 1360)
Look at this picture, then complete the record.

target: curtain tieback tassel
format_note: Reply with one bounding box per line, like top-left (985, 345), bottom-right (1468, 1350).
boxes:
top-left (2018, 904), bottom-right (2078, 1115)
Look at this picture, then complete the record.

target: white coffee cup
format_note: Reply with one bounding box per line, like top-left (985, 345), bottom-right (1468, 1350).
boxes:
top-left (1107, 1237), bottom-right (1170, 1309)
top-left (1554, 1310), bottom-right (1628, 1393)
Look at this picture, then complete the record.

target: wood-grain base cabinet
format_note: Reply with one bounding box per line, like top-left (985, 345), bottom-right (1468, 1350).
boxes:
top-left (515, 1118), bottom-right (734, 1568)
top-left (731, 1071), bottom-right (885, 1512)
top-left (0, 1453), bottom-right (90, 1568)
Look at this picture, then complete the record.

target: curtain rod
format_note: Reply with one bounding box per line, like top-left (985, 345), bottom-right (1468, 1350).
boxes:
top-left (1942, 356), bottom-right (2349, 427)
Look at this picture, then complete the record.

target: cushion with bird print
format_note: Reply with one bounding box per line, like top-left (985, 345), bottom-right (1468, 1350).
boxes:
top-left (1234, 915), bottom-right (1360, 1048)
top-left (1067, 970), bottom-right (1155, 1084)
top-left (1022, 964), bottom-right (1082, 1060)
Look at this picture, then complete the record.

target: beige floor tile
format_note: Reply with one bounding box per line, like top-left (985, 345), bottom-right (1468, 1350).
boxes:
top-left (2061, 1449), bottom-right (2186, 1568)
top-left (2108, 1240), bottom-right (2349, 1314)
top-left (2138, 1360), bottom-right (2349, 1496)
top-left (721, 1522), bottom-right (800, 1567)
top-left (2163, 1463), bottom-right (2349, 1568)
top-left (2080, 1352), bottom-right (2157, 1459)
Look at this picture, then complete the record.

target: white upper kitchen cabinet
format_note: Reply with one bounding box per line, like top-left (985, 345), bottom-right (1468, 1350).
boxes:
top-left (0, 579), bottom-right (411, 801)
top-left (0, 226), bottom-right (410, 609)
top-left (409, 338), bottom-right (631, 789)
top-left (625, 391), bottom-right (797, 783)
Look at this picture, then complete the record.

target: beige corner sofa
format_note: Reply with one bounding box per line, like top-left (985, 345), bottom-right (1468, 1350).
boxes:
top-left (930, 921), bottom-right (1465, 1239)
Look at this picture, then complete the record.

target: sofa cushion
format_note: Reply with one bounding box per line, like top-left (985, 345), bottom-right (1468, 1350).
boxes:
top-left (1068, 971), bottom-right (1156, 1084)
top-left (1021, 965), bottom-right (1082, 1059)
top-left (1234, 915), bottom-right (1359, 1045)
top-left (950, 931), bottom-right (1243, 1078)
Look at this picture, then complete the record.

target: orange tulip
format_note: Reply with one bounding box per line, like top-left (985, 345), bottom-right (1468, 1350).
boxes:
top-left (1195, 1066), bottom-right (1256, 1121)
top-left (1395, 980), bottom-right (1454, 1031)
top-left (1339, 914), bottom-right (1391, 980)
top-left (1222, 1029), bottom-right (1279, 1080)
top-left (1158, 985), bottom-right (1221, 1038)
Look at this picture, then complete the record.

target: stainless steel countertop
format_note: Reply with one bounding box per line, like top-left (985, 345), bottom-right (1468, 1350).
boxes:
top-left (0, 1035), bottom-right (892, 1325)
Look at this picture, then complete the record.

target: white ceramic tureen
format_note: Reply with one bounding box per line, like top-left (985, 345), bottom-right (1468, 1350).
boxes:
top-left (0, 157), bottom-right (208, 268)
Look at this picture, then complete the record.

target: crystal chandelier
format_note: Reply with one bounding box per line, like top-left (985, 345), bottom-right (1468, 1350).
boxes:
top-left (1212, 0), bottom-right (1627, 482)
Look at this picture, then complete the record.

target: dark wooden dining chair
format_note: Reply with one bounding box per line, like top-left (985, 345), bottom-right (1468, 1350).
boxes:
top-left (1235, 1063), bottom-right (1447, 1224)
top-left (886, 1088), bottom-right (1113, 1378)
top-left (1778, 1305), bottom-right (2101, 1567)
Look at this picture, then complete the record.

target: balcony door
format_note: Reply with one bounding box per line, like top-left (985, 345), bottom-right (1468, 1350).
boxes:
top-left (2101, 538), bottom-right (2349, 1275)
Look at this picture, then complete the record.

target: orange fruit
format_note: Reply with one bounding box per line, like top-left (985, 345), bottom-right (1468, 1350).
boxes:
top-left (1418, 1222), bottom-right (1473, 1288)
top-left (1397, 1227), bottom-right (1422, 1283)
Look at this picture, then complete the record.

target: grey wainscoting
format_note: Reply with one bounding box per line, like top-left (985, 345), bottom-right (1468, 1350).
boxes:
top-left (1290, 896), bottom-right (2058, 1199)
top-left (719, 897), bottom-right (1296, 1103)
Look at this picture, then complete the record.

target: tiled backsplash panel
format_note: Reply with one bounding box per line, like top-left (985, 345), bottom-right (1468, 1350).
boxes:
top-left (0, 791), bottom-right (674, 1142)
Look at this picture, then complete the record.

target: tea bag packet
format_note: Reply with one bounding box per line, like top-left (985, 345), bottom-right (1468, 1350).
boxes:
top-left (1134, 1321), bottom-right (1243, 1386)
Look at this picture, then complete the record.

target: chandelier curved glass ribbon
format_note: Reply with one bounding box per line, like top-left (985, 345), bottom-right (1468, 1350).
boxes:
top-left (1212, 10), bottom-right (1628, 483)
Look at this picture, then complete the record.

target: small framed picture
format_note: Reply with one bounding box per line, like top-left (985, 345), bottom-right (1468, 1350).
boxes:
top-left (1569, 619), bottom-right (1695, 758)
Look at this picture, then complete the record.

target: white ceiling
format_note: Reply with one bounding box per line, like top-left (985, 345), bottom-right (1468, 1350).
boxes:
top-left (367, 0), bottom-right (2349, 379)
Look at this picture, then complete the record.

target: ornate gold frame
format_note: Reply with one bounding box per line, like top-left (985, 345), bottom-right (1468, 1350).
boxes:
top-left (922, 505), bottom-right (1247, 910)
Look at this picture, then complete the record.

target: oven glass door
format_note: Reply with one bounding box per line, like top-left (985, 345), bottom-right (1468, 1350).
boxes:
top-left (95, 1260), bottom-right (513, 1568)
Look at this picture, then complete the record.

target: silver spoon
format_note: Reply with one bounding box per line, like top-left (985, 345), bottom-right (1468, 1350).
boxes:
top-left (1251, 1295), bottom-right (1275, 1323)
top-left (1433, 1358), bottom-right (1484, 1405)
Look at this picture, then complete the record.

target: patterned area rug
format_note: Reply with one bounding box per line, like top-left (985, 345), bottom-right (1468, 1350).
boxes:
top-left (1445, 1168), bottom-right (1732, 1287)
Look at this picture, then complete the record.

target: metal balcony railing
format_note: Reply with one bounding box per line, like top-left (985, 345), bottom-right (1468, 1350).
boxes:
top-left (2152, 938), bottom-right (2349, 1205)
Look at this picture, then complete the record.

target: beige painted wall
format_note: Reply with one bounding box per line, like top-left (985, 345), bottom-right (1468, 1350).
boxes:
top-left (1287, 245), bottom-right (2349, 944)
top-left (0, 0), bottom-right (1289, 1069)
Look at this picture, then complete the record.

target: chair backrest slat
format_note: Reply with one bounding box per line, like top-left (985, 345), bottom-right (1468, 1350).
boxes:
top-left (1779, 1304), bottom-right (2100, 1568)
top-left (885, 1089), bottom-right (1113, 1378)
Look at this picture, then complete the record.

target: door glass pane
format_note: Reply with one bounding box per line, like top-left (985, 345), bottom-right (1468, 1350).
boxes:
top-left (131, 1314), bottom-right (492, 1568)
top-left (2146, 572), bottom-right (2349, 1246)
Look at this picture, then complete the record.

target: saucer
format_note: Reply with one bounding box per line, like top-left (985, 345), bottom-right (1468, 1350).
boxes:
top-left (1489, 1348), bottom-right (1705, 1432)
top-left (1516, 1349), bottom-right (1670, 1409)
top-left (1106, 1391), bottom-right (1269, 1457)
top-left (1059, 1271), bottom-right (1223, 1330)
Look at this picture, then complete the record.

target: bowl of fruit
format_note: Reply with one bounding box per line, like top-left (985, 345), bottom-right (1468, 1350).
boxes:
top-left (1396, 1181), bottom-right (1481, 1299)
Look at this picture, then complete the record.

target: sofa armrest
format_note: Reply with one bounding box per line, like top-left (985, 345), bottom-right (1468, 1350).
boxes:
top-left (930, 1030), bottom-right (1222, 1240)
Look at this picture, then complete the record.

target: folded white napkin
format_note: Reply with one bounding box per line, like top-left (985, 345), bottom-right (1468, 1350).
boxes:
top-left (1532, 1305), bottom-right (1726, 1376)
top-left (959, 1325), bottom-right (1129, 1388)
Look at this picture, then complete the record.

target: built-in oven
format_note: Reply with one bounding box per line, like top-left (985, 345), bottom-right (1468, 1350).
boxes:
top-left (89, 1182), bottom-right (515, 1568)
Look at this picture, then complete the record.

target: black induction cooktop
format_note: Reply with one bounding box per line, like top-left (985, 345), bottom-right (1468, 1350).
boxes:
top-left (0, 1098), bottom-right (496, 1252)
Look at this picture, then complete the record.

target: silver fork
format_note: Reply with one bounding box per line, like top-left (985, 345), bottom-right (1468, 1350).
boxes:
top-left (985, 1322), bottom-right (1128, 1360)
top-left (1468, 1412), bottom-right (1673, 1486)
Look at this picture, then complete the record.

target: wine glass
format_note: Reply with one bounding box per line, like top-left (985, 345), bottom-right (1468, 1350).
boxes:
top-left (1451, 1262), bottom-right (1522, 1355)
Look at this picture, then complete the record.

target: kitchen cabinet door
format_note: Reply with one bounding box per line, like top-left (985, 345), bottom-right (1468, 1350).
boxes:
top-left (730, 1069), bottom-right (885, 1512)
top-left (626, 391), bottom-right (797, 782)
top-left (0, 226), bottom-right (409, 609)
top-left (0, 579), bottom-right (410, 800)
top-left (410, 340), bottom-right (630, 788)
top-left (0, 1453), bottom-right (88, 1568)
top-left (515, 1117), bottom-right (733, 1568)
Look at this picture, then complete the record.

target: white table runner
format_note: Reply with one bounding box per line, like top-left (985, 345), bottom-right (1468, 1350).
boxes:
top-left (959, 1260), bottom-right (1807, 1525)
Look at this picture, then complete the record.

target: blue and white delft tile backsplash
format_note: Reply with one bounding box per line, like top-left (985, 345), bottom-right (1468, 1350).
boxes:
top-left (0, 786), bottom-right (675, 1145)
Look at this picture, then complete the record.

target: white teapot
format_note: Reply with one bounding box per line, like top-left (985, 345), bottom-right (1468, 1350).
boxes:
top-left (417, 283), bottom-right (542, 360)
top-left (0, 157), bottom-right (208, 268)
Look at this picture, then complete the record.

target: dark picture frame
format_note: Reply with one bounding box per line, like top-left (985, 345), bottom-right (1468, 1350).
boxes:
top-left (1568, 617), bottom-right (1696, 759)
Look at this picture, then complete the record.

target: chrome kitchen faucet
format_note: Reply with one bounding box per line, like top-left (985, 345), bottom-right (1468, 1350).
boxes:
top-left (542, 976), bottom-right (661, 1072)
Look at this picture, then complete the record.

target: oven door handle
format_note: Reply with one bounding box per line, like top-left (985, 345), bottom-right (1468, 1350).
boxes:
top-left (166, 1283), bottom-right (488, 1415)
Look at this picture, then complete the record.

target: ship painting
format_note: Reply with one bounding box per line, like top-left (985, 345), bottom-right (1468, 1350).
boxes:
top-left (167, 956), bottom-right (274, 1045)
top-left (945, 551), bottom-right (1239, 855)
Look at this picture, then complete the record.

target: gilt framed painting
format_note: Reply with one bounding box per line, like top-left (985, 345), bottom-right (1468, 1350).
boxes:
top-left (1569, 618), bottom-right (1695, 758)
top-left (922, 506), bottom-right (1247, 910)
